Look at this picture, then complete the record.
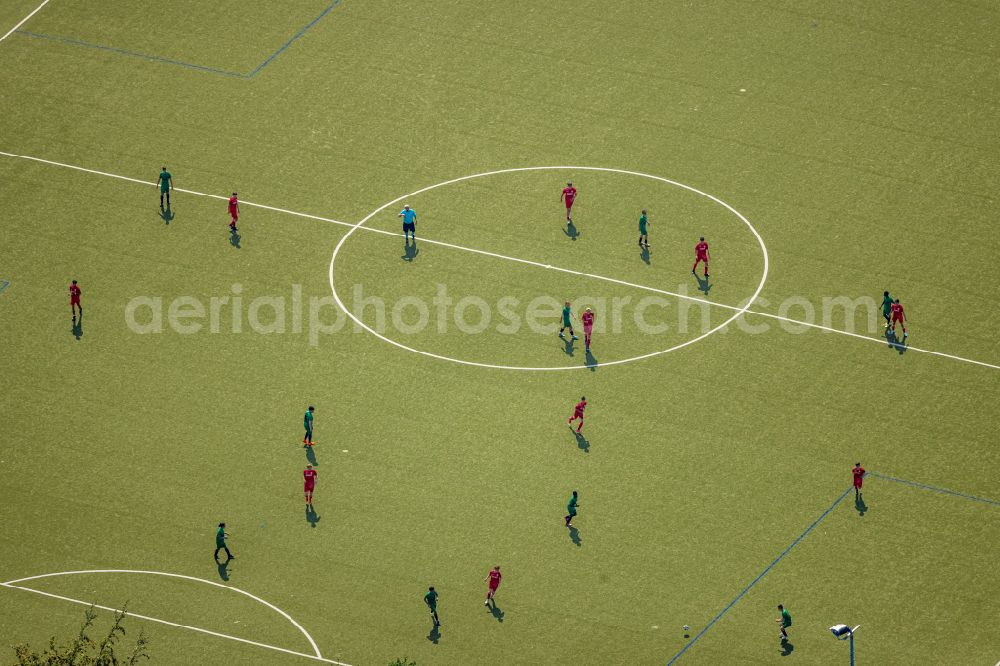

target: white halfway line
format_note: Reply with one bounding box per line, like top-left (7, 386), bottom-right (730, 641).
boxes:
top-left (1, 149), bottom-right (997, 372)
top-left (0, 0), bottom-right (50, 43)
top-left (1, 584), bottom-right (349, 665)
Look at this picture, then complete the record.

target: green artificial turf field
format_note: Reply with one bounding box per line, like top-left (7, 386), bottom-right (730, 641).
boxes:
top-left (1, 1), bottom-right (998, 664)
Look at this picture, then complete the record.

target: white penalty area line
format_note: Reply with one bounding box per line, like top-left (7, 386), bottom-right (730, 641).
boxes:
top-left (0, 0), bottom-right (50, 43)
top-left (2, 150), bottom-right (997, 372)
top-left (0, 581), bottom-right (352, 666)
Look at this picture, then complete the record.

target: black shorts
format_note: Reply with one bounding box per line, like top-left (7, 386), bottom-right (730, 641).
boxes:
top-left (403, 222), bottom-right (415, 233)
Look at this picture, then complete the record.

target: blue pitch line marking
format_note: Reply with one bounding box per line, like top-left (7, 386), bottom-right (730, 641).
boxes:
top-left (665, 485), bottom-right (853, 665)
top-left (666, 473), bottom-right (997, 663)
top-left (14, 31), bottom-right (246, 77)
top-left (247, 0), bottom-right (341, 77)
top-left (869, 471), bottom-right (1000, 507)
top-left (13, 0), bottom-right (340, 79)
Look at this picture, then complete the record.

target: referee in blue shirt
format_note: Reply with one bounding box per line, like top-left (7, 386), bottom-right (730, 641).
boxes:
top-left (399, 204), bottom-right (417, 242)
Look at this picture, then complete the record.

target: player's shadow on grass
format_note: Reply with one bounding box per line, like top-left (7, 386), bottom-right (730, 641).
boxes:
top-left (427, 625), bottom-right (440, 644)
top-left (640, 246), bottom-right (650, 265)
top-left (572, 429), bottom-right (589, 453)
top-left (779, 639), bottom-right (794, 656)
top-left (885, 330), bottom-right (907, 355)
top-left (855, 494), bottom-right (868, 516)
top-left (159, 207), bottom-right (174, 224)
top-left (585, 348), bottom-right (598, 371)
top-left (401, 241), bottom-right (419, 262)
top-left (305, 504), bottom-right (320, 528)
top-left (230, 228), bottom-right (241, 249)
top-left (72, 314), bottom-right (84, 340)
top-left (304, 446), bottom-right (318, 466)
top-left (694, 273), bottom-right (711, 295)
top-left (568, 526), bottom-right (581, 547)
top-left (564, 221), bottom-right (579, 240)
top-left (216, 560), bottom-right (230, 581)
top-left (488, 601), bottom-right (504, 623)
top-left (561, 336), bottom-right (576, 357)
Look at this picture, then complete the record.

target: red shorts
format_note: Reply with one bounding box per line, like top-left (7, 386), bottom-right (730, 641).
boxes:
top-left (304, 484), bottom-right (315, 492)
top-left (488, 584), bottom-right (499, 593)
top-left (565, 198), bottom-right (575, 209)
top-left (573, 411), bottom-right (585, 419)
top-left (583, 326), bottom-right (593, 335)
top-left (853, 479), bottom-right (863, 488)
top-left (696, 254), bottom-right (708, 262)
top-left (70, 297), bottom-right (80, 305)
top-left (891, 314), bottom-right (902, 324)
top-left (229, 210), bottom-right (238, 221)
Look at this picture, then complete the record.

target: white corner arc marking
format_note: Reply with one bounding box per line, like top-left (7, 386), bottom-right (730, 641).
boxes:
top-left (328, 165), bottom-right (769, 371)
top-left (1, 569), bottom-right (347, 665)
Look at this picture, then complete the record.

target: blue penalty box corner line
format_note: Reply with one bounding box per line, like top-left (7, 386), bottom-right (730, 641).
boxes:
top-left (666, 473), bottom-right (998, 663)
top-left (665, 485), bottom-right (853, 665)
top-left (13, 0), bottom-right (342, 79)
top-left (869, 471), bottom-right (1000, 507)
top-left (14, 30), bottom-right (247, 78)
top-left (247, 0), bottom-right (342, 77)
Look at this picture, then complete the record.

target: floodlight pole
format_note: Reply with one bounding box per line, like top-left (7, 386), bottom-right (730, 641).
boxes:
top-left (848, 625), bottom-right (861, 666)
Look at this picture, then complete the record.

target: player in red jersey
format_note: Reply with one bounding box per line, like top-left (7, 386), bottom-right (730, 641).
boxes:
top-left (852, 462), bottom-right (865, 499)
top-left (69, 280), bottom-right (82, 321)
top-left (228, 192), bottom-right (240, 231)
top-left (303, 464), bottom-right (317, 505)
top-left (889, 299), bottom-right (907, 339)
top-left (581, 307), bottom-right (595, 351)
top-left (560, 181), bottom-right (577, 223)
top-left (568, 396), bottom-right (587, 432)
top-left (484, 565), bottom-right (502, 607)
top-left (692, 237), bottom-right (710, 277)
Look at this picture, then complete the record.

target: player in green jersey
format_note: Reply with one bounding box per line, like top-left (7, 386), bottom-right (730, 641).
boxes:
top-left (214, 523), bottom-right (233, 562)
top-left (564, 490), bottom-right (579, 527)
top-left (303, 405), bottom-right (315, 446)
top-left (776, 604), bottom-right (792, 641)
top-left (424, 586), bottom-right (440, 626)
top-left (558, 301), bottom-right (578, 340)
top-left (881, 291), bottom-right (893, 329)
top-left (638, 209), bottom-right (649, 249)
top-left (157, 167), bottom-right (173, 211)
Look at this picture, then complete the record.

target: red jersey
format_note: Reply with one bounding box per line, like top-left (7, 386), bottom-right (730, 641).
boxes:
top-left (488, 569), bottom-right (502, 588)
top-left (562, 186), bottom-right (577, 204)
top-left (695, 241), bottom-right (709, 257)
top-left (852, 466), bottom-right (865, 486)
top-left (69, 284), bottom-right (81, 300)
top-left (890, 303), bottom-right (904, 319)
top-left (581, 311), bottom-right (594, 328)
top-left (303, 469), bottom-right (317, 486)
top-left (574, 400), bottom-right (587, 415)
top-left (228, 196), bottom-right (239, 213)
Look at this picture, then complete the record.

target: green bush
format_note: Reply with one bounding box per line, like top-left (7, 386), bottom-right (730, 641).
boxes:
top-left (11, 604), bottom-right (149, 666)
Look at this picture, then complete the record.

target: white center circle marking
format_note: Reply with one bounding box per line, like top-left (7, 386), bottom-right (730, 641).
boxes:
top-left (328, 166), bottom-right (769, 371)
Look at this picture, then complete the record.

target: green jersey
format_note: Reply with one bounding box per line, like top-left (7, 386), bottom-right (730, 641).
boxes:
top-left (639, 213), bottom-right (648, 233)
top-left (562, 306), bottom-right (572, 325)
top-left (780, 609), bottom-right (792, 627)
top-left (159, 170), bottom-right (172, 193)
top-left (215, 526), bottom-right (226, 546)
top-left (881, 294), bottom-right (893, 314)
top-left (424, 590), bottom-right (438, 608)
top-left (567, 495), bottom-right (578, 515)
top-left (304, 410), bottom-right (314, 428)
